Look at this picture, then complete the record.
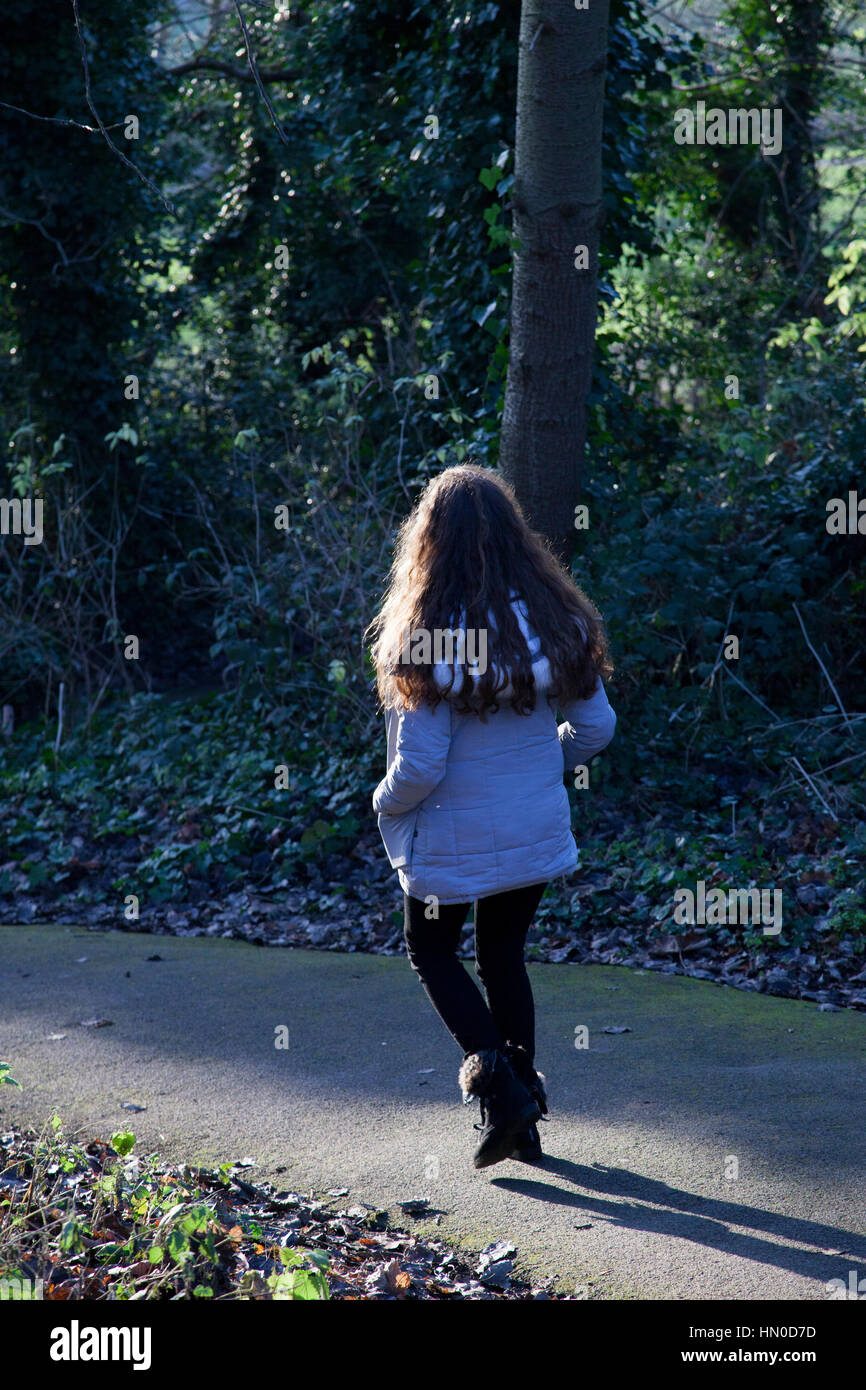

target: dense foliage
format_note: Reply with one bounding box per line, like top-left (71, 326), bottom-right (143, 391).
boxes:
top-left (1, 0), bottom-right (864, 961)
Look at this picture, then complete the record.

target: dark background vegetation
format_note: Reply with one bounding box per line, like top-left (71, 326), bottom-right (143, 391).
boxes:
top-left (1, 0), bottom-right (865, 974)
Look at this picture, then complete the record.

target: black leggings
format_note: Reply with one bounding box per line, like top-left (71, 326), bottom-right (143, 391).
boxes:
top-left (403, 881), bottom-right (546, 1062)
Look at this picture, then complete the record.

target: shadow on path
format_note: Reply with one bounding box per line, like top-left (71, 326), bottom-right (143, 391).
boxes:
top-left (494, 1157), bottom-right (866, 1285)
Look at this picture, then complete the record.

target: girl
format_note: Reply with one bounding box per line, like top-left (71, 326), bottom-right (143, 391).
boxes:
top-left (368, 465), bottom-right (616, 1169)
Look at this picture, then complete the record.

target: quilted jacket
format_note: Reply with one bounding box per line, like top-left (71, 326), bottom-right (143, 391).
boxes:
top-left (372, 598), bottom-right (617, 904)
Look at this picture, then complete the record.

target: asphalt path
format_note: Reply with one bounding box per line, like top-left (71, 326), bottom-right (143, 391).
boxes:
top-left (1, 923), bottom-right (864, 1299)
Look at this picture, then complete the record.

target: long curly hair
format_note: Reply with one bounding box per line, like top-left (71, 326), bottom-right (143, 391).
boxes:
top-left (367, 464), bottom-right (612, 715)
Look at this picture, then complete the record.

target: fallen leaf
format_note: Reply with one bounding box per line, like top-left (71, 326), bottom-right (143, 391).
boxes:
top-left (398, 1198), bottom-right (430, 1215)
top-left (649, 935), bottom-right (681, 957)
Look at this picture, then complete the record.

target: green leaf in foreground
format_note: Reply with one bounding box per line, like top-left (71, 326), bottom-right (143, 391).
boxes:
top-left (110, 1130), bottom-right (136, 1157)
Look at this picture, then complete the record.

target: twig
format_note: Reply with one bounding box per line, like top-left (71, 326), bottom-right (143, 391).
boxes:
top-left (792, 602), bottom-right (853, 731)
top-left (811, 749), bottom-right (866, 777)
top-left (70, 0), bottom-right (173, 211)
top-left (231, 0), bottom-right (290, 145)
top-left (82, 668), bottom-right (117, 735)
top-left (392, 386), bottom-right (413, 502)
top-left (721, 665), bottom-right (781, 722)
top-left (226, 804), bottom-right (296, 824)
top-left (0, 100), bottom-right (121, 132)
top-left (705, 596), bottom-right (736, 720)
top-left (762, 711), bottom-right (866, 734)
top-left (787, 755), bottom-right (838, 822)
top-left (167, 59), bottom-right (295, 83)
top-left (527, 18), bottom-right (559, 52)
top-left (54, 682), bottom-right (65, 754)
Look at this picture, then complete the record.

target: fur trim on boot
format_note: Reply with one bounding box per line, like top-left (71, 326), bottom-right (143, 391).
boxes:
top-left (458, 1049), bottom-right (497, 1103)
top-left (459, 1048), bottom-right (542, 1169)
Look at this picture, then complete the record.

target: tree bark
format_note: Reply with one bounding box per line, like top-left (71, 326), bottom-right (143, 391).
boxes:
top-left (499, 0), bottom-right (610, 563)
top-left (775, 0), bottom-right (829, 293)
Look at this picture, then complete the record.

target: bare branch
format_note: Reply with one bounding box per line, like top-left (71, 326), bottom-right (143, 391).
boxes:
top-left (167, 57), bottom-right (295, 83)
top-left (0, 201), bottom-right (111, 276)
top-left (721, 665), bottom-right (782, 723)
top-left (0, 203), bottom-right (70, 266)
top-left (792, 602), bottom-right (853, 731)
top-left (0, 100), bottom-right (118, 133)
top-left (230, 0), bottom-right (291, 144)
top-left (787, 754), bottom-right (839, 821)
top-left (70, 0), bottom-right (173, 212)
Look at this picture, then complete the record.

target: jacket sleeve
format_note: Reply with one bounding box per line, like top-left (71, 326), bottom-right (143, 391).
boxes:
top-left (557, 677), bottom-right (617, 772)
top-left (372, 701), bottom-right (452, 815)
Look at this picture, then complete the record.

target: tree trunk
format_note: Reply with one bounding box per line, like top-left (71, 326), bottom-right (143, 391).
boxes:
top-left (775, 0), bottom-right (829, 296)
top-left (499, 0), bottom-right (610, 563)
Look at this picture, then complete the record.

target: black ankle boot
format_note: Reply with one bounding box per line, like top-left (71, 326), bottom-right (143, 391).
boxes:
top-left (503, 1043), bottom-right (548, 1163)
top-left (458, 1048), bottom-right (541, 1169)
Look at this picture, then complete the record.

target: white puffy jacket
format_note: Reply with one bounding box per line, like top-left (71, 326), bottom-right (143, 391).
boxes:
top-left (372, 598), bottom-right (617, 904)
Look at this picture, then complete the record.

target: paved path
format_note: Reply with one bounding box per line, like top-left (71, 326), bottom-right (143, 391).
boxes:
top-left (1, 923), bottom-right (864, 1299)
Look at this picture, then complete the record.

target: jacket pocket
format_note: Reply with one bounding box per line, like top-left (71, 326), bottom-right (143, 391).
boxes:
top-left (377, 805), bottom-right (421, 869)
